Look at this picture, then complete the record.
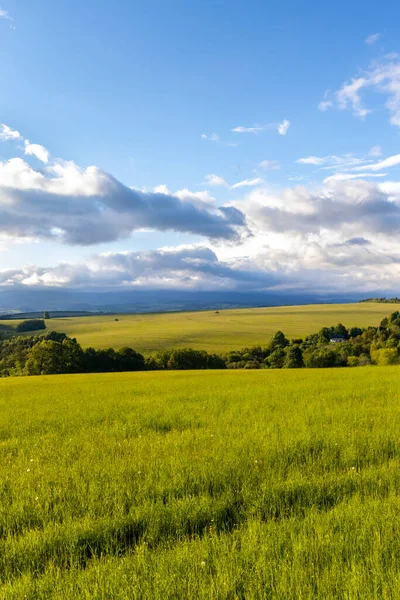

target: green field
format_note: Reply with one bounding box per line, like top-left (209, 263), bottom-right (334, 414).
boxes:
top-left (2, 368), bottom-right (400, 598)
top-left (0, 302), bottom-right (394, 353)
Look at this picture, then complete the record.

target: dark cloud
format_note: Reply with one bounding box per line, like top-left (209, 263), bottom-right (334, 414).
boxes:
top-left (345, 237), bottom-right (371, 246)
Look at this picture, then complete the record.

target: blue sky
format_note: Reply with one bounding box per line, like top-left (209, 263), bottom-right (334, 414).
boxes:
top-left (1, 0), bottom-right (400, 294)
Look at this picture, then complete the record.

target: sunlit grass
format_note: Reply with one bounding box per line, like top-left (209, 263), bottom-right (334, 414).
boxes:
top-left (0, 302), bottom-right (393, 352)
top-left (1, 367), bottom-right (400, 597)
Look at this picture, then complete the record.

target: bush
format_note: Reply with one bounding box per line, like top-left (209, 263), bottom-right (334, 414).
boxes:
top-left (371, 348), bottom-right (399, 366)
top-left (16, 319), bottom-right (46, 333)
top-left (347, 356), bottom-right (360, 367)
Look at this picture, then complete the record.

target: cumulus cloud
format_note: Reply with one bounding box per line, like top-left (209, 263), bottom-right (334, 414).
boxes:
top-left (0, 158), bottom-right (248, 244)
top-left (24, 141), bottom-right (50, 164)
top-left (0, 124), bottom-right (21, 141)
top-left (0, 246), bottom-right (281, 291)
top-left (365, 33), bottom-right (381, 45)
top-left (0, 125), bottom-right (249, 245)
top-left (324, 54), bottom-right (400, 126)
top-left (4, 234), bottom-right (400, 295)
top-left (236, 178), bottom-right (400, 240)
top-left (278, 119), bottom-right (290, 135)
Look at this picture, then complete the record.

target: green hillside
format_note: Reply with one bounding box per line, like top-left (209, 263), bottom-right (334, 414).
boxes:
top-left (2, 368), bottom-right (400, 598)
top-left (0, 302), bottom-right (394, 353)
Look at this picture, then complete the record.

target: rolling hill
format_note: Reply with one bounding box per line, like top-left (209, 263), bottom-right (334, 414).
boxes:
top-left (0, 302), bottom-right (395, 353)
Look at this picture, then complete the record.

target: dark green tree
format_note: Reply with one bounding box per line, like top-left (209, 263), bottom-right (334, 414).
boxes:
top-left (268, 331), bottom-right (289, 352)
top-left (283, 345), bottom-right (304, 368)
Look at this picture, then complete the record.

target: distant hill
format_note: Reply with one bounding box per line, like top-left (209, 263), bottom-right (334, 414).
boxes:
top-left (2, 302), bottom-right (393, 354)
top-left (0, 310), bottom-right (112, 320)
top-left (0, 288), bottom-right (371, 316)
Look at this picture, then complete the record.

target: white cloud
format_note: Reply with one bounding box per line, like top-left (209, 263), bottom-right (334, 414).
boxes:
top-left (326, 54), bottom-right (400, 126)
top-left (0, 8), bottom-right (11, 20)
top-left (232, 121), bottom-right (290, 136)
top-left (318, 99), bottom-right (333, 112)
top-left (204, 174), bottom-right (229, 187)
top-left (323, 172), bottom-right (387, 183)
top-left (202, 132), bottom-right (220, 143)
top-left (0, 125), bottom-right (249, 245)
top-left (0, 124), bottom-right (22, 141)
top-left (258, 160), bottom-right (280, 170)
top-left (296, 153), bottom-right (371, 170)
top-left (4, 231), bottom-right (400, 295)
top-left (278, 119), bottom-right (290, 135)
top-left (235, 179), bottom-right (400, 242)
top-left (297, 156), bottom-right (326, 166)
top-left (318, 90), bottom-right (333, 112)
top-left (201, 132), bottom-right (238, 147)
top-left (369, 145), bottom-right (382, 157)
top-left (352, 153), bottom-right (400, 172)
top-left (232, 125), bottom-right (266, 134)
top-left (0, 246), bottom-right (281, 291)
top-left (365, 33), bottom-right (381, 45)
top-left (24, 141), bottom-right (50, 164)
top-left (231, 178), bottom-right (263, 190)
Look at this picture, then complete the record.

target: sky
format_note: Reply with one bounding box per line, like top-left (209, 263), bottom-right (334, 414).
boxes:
top-left (1, 0), bottom-right (400, 296)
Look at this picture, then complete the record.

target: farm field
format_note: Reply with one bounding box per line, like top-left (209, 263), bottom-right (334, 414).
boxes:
top-left (0, 302), bottom-right (395, 353)
top-left (2, 368), bottom-right (400, 598)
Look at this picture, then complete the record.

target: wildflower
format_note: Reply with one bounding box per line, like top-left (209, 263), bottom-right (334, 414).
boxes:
top-left (201, 561), bottom-right (206, 567)
top-left (26, 469), bottom-right (30, 472)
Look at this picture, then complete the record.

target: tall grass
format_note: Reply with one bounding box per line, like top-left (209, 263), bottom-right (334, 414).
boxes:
top-left (1, 368), bottom-right (400, 597)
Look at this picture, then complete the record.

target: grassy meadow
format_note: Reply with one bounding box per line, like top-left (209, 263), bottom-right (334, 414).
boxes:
top-left (2, 367), bottom-right (400, 597)
top-left (0, 302), bottom-right (394, 353)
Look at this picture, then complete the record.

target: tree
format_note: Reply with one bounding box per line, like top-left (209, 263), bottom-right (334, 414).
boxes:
top-left (318, 327), bottom-right (331, 344)
top-left (25, 340), bottom-right (63, 375)
top-left (349, 327), bottom-right (363, 338)
top-left (115, 347), bottom-right (145, 371)
top-left (333, 323), bottom-right (349, 340)
top-left (304, 348), bottom-right (338, 368)
top-left (43, 311), bottom-right (50, 320)
top-left (283, 345), bottom-right (304, 368)
top-left (267, 348), bottom-right (286, 369)
top-left (371, 348), bottom-right (399, 366)
top-left (268, 331), bottom-right (289, 352)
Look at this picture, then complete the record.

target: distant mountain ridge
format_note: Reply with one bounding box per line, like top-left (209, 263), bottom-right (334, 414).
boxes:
top-left (0, 288), bottom-right (373, 316)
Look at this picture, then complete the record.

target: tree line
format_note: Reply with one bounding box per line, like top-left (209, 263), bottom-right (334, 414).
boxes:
top-left (360, 298), bottom-right (400, 304)
top-left (2, 312), bottom-right (400, 377)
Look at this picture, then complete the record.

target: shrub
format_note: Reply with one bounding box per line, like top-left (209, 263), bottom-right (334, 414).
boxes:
top-left (16, 319), bottom-right (46, 333)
